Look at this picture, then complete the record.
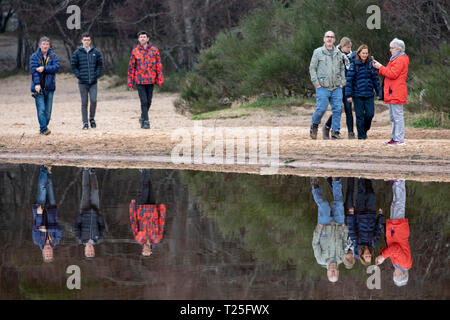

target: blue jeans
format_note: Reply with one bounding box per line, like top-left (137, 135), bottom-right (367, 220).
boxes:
top-left (35, 90), bottom-right (54, 134)
top-left (353, 96), bottom-right (375, 139)
top-left (36, 165), bottom-right (56, 206)
top-left (312, 87), bottom-right (343, 132)
top-left (312, 180), bottom-right (345, 225)
top-left (325, 87), bottom-right (354, 133)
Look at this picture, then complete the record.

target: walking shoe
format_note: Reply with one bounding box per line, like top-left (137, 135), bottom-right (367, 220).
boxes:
top-left (322, 126), bottom-right (330, 140)
top-left (384, 139), bottom-right (394, 145)
top-left (90, 119), bottom-right (96, 128)
top-left (310, 177), bottom-right (319, 189)
top-left (41, 129), bottom-right (51, 135)
top-left (310, 124), bottom-right (318, 139)
top-left (348, 132), bottom-right (355, 139)
top-left (142, 120), bottom-right (150, 129)
top-left (331, 130), bottom-right (342, 139)
top-left (82, 123), bottom-right (89, 130)
top-left (387, 140), bottom-right (404, 146)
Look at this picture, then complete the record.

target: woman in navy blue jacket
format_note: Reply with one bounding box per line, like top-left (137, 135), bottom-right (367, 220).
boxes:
top-left (345, 45), bottom-right (381, 140)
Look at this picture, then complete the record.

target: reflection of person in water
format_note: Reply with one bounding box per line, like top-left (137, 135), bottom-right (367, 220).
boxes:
top-left (311, 177), bottom-right (348, 282)
top-left (32, 165), bottom-right (62, 263)
top-left (376, 180), bottom-right (412, 287)
top-left (129, 169), bottom-right (166, 256)
top-left (73, 168), bottom-right (105, 258)
top-left (347, 178), bottom-right (384, 266)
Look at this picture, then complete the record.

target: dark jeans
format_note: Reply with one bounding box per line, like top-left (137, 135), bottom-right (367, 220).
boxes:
top-left (325, 87), bottom-right (354, 133)
top-left (353, 96), bottom-right (375, 139)
top-left (344, 177), bottom-right (355, 214)
top-left (78, 83), bottom-right (98, 124)
top-left (37, 165), bottom-right (56, 206)
top-left (35, 90), bottom-right (54, 134)
top-left (136, 84), bottom-right (154, 122)
top-left (355, 178), bottom-right (376, 214)
top-left (80, 168), bottom-right (99, 211)
top-left (138, 169), bottom-right (156, 205)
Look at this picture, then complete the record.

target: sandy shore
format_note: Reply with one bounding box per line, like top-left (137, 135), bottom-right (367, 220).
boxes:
top-left (1, 74), bottom-right (449, 181)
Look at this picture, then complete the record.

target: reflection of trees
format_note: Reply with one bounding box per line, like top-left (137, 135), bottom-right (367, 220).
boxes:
top-left (181, 171), bottom-right (450, 299)
top-left (0, 164), bottom-right (448, 299)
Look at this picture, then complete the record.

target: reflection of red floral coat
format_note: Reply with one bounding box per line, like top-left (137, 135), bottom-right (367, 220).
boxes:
top-left (129, 201), bottom-right (166, 245)
top-left (127, 44), bottom-right (164, 88)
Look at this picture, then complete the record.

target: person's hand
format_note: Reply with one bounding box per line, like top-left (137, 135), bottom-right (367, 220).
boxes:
top-left (35, 85), bottom-right (41, 93)
top-left (315, 85), bottom-right (321, 89)
top-left (373, 61), bottom-right (382, 69)
top-left (340, 84), bottom-right (343, 88)
top-left (37, 206), bottom-right (43, 215)
top-left (348, 207), bottom-right (354, 215)
top-left (375, 255), bottom-right (385, 265)
top-left (347, 97), bottom-right (352, 103)
top-left (128, 86), bottom-right (134, 91)
top-left (36, 66), bottom-right (44, 73)
top-left (131, 199), bottom-right (136, 203)
top-left (318, 224), bottom-right (323, 229)
top-left (39, 226), bottom-right (47, 232)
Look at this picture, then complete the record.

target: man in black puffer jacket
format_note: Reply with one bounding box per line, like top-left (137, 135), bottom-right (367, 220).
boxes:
top-left (71, 32), bottom-right (103, 130)
top-left (74, 168), bottom-right (105, 258)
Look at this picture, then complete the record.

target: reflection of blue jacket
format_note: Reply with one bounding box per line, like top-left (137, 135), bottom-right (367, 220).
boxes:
top-left (345, 58), bottom-right (381, 98)
top-left (347, 213), bottom-right (383, 258)
top-left (30, 47), bottom-right (60, 93)
top-left (73, 209), bottom-right (105, 245)
top-left (32, 205), bottom-right (62, 250)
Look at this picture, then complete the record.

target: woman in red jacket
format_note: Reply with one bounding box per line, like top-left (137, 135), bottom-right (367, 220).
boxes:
top-left (373, 38), bottom-right (409, 146)
top-left (375, 180), bottom-right (412, 287)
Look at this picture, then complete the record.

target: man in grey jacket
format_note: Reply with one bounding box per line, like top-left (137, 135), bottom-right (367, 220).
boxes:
top-left (309, 31), bottom-right (346, 139)
top-left (311, 177), bottom-right (348, 283)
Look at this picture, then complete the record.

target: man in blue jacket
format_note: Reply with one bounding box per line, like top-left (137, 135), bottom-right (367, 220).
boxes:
top-left (30, 36), bottom-right (60, 135)
top-left (32, 165), bottom-right (62, 262)
top-left (71, 33), bottom-right (103, 130)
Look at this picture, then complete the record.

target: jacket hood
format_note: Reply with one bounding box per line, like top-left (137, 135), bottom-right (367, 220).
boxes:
top-left (35, 47), bottom-right (55, 57)
top-left (321, 44), bottom-right (339, 55)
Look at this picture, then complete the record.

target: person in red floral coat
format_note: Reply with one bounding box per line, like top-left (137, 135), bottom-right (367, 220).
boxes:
top-left (127, 31), bottom-right (164, 129)
top-left (129, 169), bottom-right (166, 256)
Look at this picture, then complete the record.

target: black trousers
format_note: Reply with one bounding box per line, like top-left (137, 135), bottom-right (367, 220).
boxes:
top-left (138, 169), bottom-right (156, 205)
top-left (136, 84), bottom-right (154, 122)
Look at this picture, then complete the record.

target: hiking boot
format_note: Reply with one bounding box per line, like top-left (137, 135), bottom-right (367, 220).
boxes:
top-left (82, 123), bottom-right (89, 130)
top-left (348, 132), bottom-right (355, 139)
top-left (90, 119), bottom-right (96, 128)
top-left (142, 120), bottom-right (150, 129)
top-left (310, 177), bottom-right (319, 189)
top-left (310, 124), bottom-right (318, 139)
top-left (322, 126), bottom-right (330, 140)
top-left (387, 140), bottom-right (404, 146)
top-left (331, 130), bottom-right (342, 139)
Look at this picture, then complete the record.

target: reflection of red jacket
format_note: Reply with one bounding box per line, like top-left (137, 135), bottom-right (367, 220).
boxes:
top-left (380, 219), bottom-right (412, 269)
top-left (127, 44), bottom-right (164, 88)
top-left (129, 201), bottom-right (166, 245)
top-left (378, 54), bottom-right (409, 105)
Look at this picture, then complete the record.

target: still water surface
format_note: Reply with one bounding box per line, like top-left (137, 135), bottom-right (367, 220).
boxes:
top-left (0, 163), bottom-right (448, 299)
